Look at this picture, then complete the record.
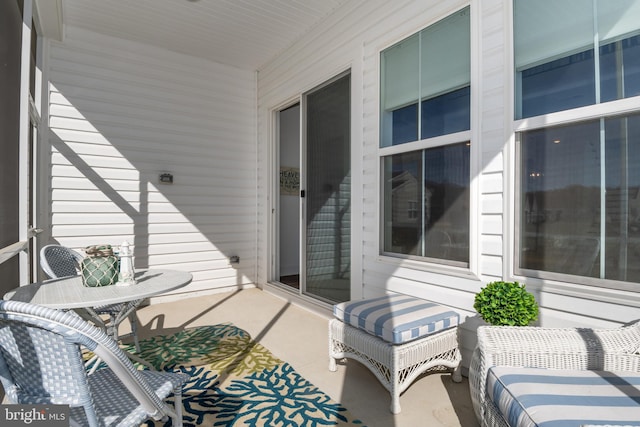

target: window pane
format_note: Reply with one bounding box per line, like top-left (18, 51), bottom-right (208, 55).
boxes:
top-left (597, 0), bottom-right (640, 44)
top-left (520, 50), bottom-right (595, 118)
top-left (420, 7), bottom-right (470, 100)
top-left (381, 7), bottom-right (470, 146)
top-left (514, 0), bottom-right (593, 70)
top-left (422, 86), bottom-right (470, 138)
top-left (604, 114), bottom-right (640, 281)
top-left (383, 143), bottom-right (469, 264)
top-left (381, 34), bottom-right (419, 111)
top-left (423, 142), bottom-right (470, 262)
top-left (384, 151), bottom-right (423, 255)
top-left (515, 0), bottom-right (640, 119)
top-left (392, 103), bottom-right (418, 145)
top-left (519, 113), bottom-right (640, 283)
top-left (520, 121), bottom-right (601, 276)
top-left (598, 0), bottom-right (640, 102)
top-left (600, 35), bottom-right (640, 102)
top-left (420, 7), bottom-right (470, 139)
top-left (381, 34), bottom-right (419, 147)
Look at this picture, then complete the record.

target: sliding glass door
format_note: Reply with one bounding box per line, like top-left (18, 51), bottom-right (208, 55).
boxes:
top-left (276, 72), bottom-right (351, 304)
top-left (303, 73), bottom-right (351, 303)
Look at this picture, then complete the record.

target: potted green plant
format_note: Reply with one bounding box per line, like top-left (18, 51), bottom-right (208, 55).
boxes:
top-left (473, 281), bottom-right (539, 326)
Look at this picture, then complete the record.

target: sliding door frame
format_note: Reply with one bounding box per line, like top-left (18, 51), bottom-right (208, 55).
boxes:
top-left (300, 70), bottom-right (351, 302)
top-left (268, 68), bottom-right (357, 304)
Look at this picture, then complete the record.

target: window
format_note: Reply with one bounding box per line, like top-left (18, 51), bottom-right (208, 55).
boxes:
top-left (383, 143), bottom-right (470, 263)
top-left (380, 8), bottom-right (471, 265)
top-left (518, 114), bottom-right (640, 284)
top-left (515, 0), bottom-right (640, 118)
top-left (514, 0), bottom-right (640, 288)
top-left (381, 8), bottom-right (470, 146)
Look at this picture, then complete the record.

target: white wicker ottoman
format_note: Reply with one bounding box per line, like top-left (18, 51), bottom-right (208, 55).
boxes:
top-left (329, 295), bottom-right (462, 414)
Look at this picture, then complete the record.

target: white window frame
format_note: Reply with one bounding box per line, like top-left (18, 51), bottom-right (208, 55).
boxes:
top-left (377, 4), bottom-right (479, 275)
top-left (509, 0), bottom-right (640, 293)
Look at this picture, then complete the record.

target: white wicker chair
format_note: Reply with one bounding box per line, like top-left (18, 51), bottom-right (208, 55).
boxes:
top-left (469, 321), bottom-right (640, 427)
top-left (0, 299), bottom-right (189, 427)
top-left (40, 244), bottom-right (141, 352)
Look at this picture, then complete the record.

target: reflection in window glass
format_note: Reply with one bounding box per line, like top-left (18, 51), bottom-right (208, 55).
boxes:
top-left (380, 7), bottom-right (470, 146)
top-left (384, 151), bottom-right (422, 256)
top-left (604, 115), bottom-right (640, 281)
top-left (421, 86), bottom-right (470, 139)
top-left (514, 0), bottom-right (640, 119)
top-left (384, 142), bottom-right (470, 264)
top-left (600, 35), bottom-right (640, 102)
top-left (392, 104), bottom-right (418, 145)
top-left (519, 114), bottom-right (640, 282)
top-left (520, 50), bottom-right (595, 118)
top-left (520, 121), bottom-right (601, 276)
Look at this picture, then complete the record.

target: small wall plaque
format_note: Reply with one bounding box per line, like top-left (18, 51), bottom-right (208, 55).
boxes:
top-left (280, 167), bottom-right (299, 196)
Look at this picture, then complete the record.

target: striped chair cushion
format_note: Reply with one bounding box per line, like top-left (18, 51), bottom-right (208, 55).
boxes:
top-left (487, 366), bottom-right (640, 427)
top-left (333, 295), bottom-right (459, 344)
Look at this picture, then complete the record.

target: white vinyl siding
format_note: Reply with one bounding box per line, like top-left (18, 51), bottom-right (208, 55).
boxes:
top-left (258, 0), bottom-right (640, 376)
top-left (34, 0), bottom-right (640, 371)
top-left (45, 27), bottom-right (257, 297)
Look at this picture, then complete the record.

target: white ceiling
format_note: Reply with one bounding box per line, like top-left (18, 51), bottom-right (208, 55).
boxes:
top-left (59, 0), bottom-right (351, 70)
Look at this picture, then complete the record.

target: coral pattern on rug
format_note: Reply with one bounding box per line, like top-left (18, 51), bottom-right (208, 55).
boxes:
top-left (124, 324), bottom-right (365, 427)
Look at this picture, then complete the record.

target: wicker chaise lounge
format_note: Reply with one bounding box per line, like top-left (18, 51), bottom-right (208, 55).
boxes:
top-left (469, 321), bottom-right (640, 427)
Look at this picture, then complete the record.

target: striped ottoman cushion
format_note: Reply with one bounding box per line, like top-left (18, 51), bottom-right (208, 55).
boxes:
top-left (333, 294), bottom-right (459, 344)
top-left (487, 366), bottom-right (640, 427)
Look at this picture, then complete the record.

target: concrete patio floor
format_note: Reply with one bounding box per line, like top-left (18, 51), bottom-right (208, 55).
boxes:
top-left (129, 287), bottom-right (479, 427)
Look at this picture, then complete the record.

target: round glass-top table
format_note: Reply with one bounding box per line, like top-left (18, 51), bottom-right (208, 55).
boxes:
top-left (3, 269), bottom-right (192, 309)
top-left (3, 269), bottom-right (193, 371)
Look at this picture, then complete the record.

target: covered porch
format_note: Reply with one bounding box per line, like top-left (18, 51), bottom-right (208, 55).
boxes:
top-left (3, 0), bottom-right (640, 425)
top-left (128, 287), bottom-right (477, 426)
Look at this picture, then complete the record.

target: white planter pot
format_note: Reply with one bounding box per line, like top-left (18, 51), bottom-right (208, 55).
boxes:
top-left (457, 314), bottom-right (487, 376)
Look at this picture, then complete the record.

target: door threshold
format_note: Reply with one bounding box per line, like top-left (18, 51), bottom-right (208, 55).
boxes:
top-left (264, 282), bottom-right (333, 320)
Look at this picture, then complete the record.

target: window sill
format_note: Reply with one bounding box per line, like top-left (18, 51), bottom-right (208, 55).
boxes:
top-left (377, 253), bottom-right (479, 281)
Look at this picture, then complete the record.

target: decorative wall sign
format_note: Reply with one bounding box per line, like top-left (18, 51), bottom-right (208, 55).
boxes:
top-left (280, 167), bottom-right (300, 196)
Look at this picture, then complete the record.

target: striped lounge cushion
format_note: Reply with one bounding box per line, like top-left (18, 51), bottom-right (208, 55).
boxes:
top-left (487, 366), bottom-right (640, 427)
top-left (333, 294), bottom-right (459, 344)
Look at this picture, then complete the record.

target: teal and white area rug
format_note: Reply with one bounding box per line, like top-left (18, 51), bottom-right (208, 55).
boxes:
top-left (125, 324), bottom-right (365, 427)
